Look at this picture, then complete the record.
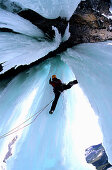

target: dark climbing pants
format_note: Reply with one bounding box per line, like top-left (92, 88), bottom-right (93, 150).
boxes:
top-left (50, 92), bottom-right (61, 112)
top-left (50, 80), bottom-right (78, 113)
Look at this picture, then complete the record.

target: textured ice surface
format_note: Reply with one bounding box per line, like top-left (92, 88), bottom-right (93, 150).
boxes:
top-left (0, 9), bottom-right (62, 74)
top-left (0, 57), bottom-right (102, 170)
top-left (0, 9), bottom-right (44, 37)
top-left (9, 0), bottom-right (81, 19)
top-left (0, 0), bottom-right (22, 13)
top-left (61, 41), bottom-right (112, 164)
top-left (62, 23), bottom-right (70, 42)
top-left (0, 26), bottom-right (61, 74)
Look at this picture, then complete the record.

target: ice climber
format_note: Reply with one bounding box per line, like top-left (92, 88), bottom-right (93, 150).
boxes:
top-left (49, 75), bottom-right (78, 114)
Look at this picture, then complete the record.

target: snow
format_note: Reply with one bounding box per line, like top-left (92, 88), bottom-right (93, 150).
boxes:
top-left (102, 13), bottom-right (112, 20)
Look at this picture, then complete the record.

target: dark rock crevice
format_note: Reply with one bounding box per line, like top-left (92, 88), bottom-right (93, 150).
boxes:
top-left (0, 38), bottom-right (78, 81)
top-left (18, 9), bottom-right (68, 39)
top-left (0, 28), bottom-right (21, 34)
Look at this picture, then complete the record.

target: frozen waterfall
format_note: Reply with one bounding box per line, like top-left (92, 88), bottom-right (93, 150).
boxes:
top-left (0, 57), bottom-right (103, 170)
top-left (0, 0), bottom-right (112, 169)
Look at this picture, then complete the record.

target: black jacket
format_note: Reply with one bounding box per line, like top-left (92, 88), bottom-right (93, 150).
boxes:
top-left (49, 78), bottom-right (78, 93)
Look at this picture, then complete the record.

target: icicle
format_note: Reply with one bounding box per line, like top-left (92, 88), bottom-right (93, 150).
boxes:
top-left (62, 23), bottom-right (70, 42)
top-left (0, 26), bottom-right (61, 74)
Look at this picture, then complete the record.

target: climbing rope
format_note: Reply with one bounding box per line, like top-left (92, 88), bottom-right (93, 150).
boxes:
top-left (0, 99), bottom-right (53, 139)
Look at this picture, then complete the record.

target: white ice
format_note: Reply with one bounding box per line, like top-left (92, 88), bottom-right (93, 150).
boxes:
top-left (0, 9), bottom-right (61, 74)
top-left (0, 9), bottom-right (44, 38)
top-left (61, 41), bottom-right (112, 164)
top-left (0, 25), bottom-right (61, 74)
top-left (9, 0), bottom-right (81, 20)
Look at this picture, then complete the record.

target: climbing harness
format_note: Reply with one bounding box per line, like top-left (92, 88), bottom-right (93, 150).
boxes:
top-left (0, 99), bottom-right (53, 140)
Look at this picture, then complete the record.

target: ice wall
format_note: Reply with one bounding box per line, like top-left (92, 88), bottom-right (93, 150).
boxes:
top-left (0, 0), bottom-right (111, 169)
top-left (61, 41), bottom-right (112, 164)
top-left (0, 9), bottom-right (44, 37)
top-left (9, 0), bottom-right (81, 19)
top-left (0, 57), bottom-right (102, 170)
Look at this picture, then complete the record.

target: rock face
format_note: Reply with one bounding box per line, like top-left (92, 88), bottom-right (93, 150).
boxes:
top-left (69, 0), bottom-right (112, 44)
top-left (3, 136), bottom-right (18, 163)
top-left (85, 143), bottom-right (112, 170)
